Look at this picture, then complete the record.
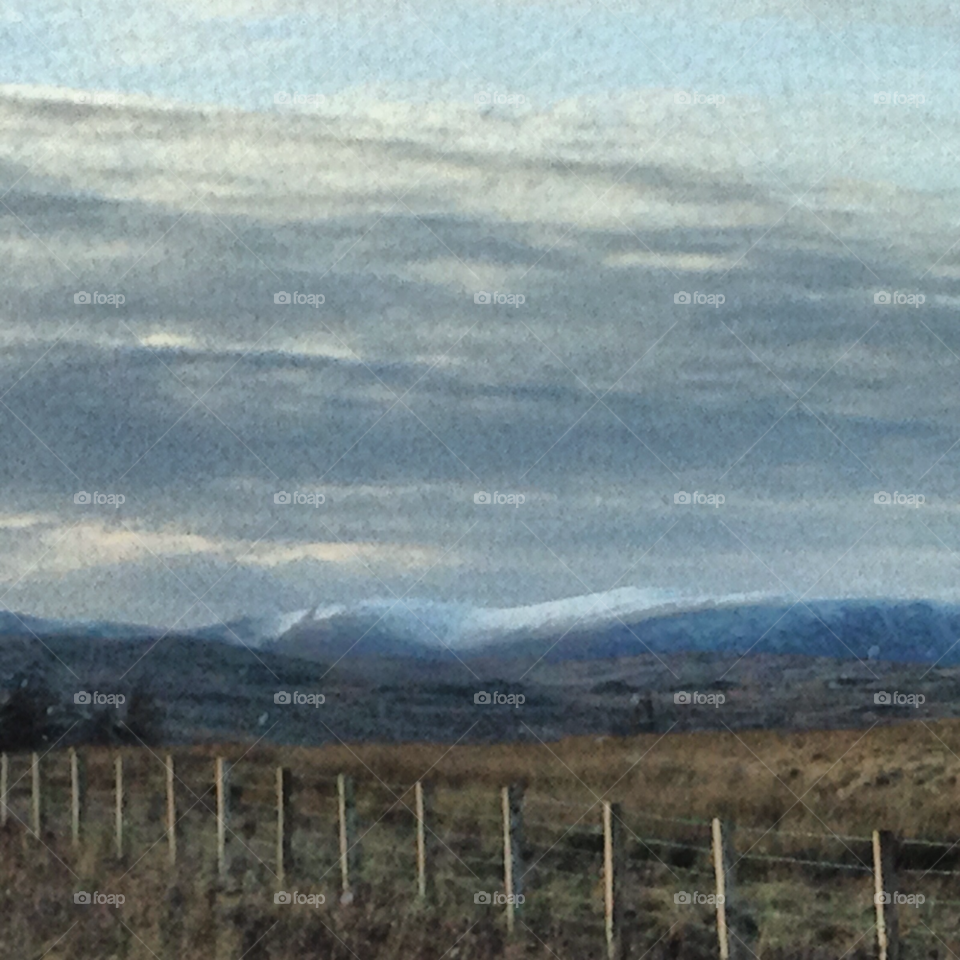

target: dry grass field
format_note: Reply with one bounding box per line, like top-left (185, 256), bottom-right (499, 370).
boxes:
top-left (3, 719), bottom-right (960, 959)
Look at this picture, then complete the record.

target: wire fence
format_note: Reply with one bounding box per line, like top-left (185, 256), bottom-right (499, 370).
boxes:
top-left (1, 746), bottom-right (959, 958)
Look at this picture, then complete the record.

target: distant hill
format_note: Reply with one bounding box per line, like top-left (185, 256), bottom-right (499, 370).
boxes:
top-left (4, 596), bottom-right (960, 666)
top-left (267, 597), bottom-right (960, 666)
top-left (478, 599), bottom-right (960, 664)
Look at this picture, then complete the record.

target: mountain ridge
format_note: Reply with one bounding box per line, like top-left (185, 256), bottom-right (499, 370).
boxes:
top-left (4, 592), bottom-right (960, 665)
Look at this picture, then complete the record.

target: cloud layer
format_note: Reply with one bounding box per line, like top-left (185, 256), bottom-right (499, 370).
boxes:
top-left (0, 78), bottom-right (958, 628)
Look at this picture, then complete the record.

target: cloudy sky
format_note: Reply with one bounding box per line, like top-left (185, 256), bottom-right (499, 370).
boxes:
top-left (1, 0), bottom-right (959, 629)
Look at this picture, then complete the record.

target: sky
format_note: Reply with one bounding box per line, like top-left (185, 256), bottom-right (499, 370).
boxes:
top-left (1, 0), bottom-right (960, 629)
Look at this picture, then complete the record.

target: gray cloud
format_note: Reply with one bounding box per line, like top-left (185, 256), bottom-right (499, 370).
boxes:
top-left (1, 88), bottom-right (959, 625)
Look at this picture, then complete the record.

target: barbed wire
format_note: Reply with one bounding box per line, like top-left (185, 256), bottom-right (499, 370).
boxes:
top-left (23, 750), bottom-right (960, 875)
top-left (523, 861), bottom-right (599, 877)
top-left (437, 830), bottom-right (501, 845)
top-left (736, 851), bottom-right (871, 872)
top-left (437, 814), bottom-right (502, 826)
top-left (733, 823), bottom-right (873, 843)
top-left (525, 817), bottom-right (601, 833)
top-left (630, 837), bottom-right (712, 853)
top-left (529, 797), bottom-right (598, 811)
top-left (900, 837), bottom-right (960, 848)
top-left (628, 810), bottom-right (712, 827)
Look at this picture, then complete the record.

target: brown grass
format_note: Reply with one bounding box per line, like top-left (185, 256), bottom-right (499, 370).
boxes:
top-left (2, 719), bottom-right (960, 958)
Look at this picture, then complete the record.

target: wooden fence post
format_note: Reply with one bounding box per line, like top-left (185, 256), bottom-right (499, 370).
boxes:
top-left (501, 783), bottom-right (525, 935)
top-left (30, 752), bottom-right (42, 838)
top-left (603, 801), bottom-right (624, 960)
top-left (0, 753), bottom-right (7, 826)
top-left (711, 819), bottom-right (756, 960)
top-left (276, 767), bottom-right (292, 886)
top-left (712, 819), bottom-right (730, 960)
top-left (873, 830), bottom-right (901, 960)
top-left (70, 748), bottom-right (84, 848)
top-left (338, 774), bottom-right (359, 902)
top-left (415, 781), bottom-right (434, 901)
top-left (114, 756), bottom-right (124, 859)
top-left (216, 758), bottom-right (231, 880)
top-left (212, 760), bottom-right (240, 960)
top-left (166, 754), bottom-right (176, 866)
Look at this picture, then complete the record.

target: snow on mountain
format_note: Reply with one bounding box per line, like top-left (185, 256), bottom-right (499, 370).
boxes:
top-left (5, 589), bottom-right (960, 666)
top-left (453, 588), bottom-right (777, 648)
top-left (258, 592), bottom-right (960, 665)
top-left (259, 589), bottom-right (791, 661)
top-left (0, 589), bottom-right (775, 649)
top-left (266, 589), bottom-right (687, 650)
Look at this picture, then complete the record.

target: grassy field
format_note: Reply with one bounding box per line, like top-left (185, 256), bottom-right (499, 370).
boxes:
top-left (3, 719), bottom-right (960, 958)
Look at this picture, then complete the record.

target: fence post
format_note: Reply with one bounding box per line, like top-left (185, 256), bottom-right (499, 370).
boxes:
top-left (213, 759), bottom-right (240, 959)
top-left (501, 783), bottom-right (525, 935)
top-left (338, 774), bottom-right (359, 903)
top-left (114, 756), bottom-right (124, 859)
top-left (70, 748), bottom-right (84, 847)
top-left (216, 758), bottom-right (231, 880)
top-left (603, 801), bottom-right (623, 960)
top-left (712, 819), bottom-right (730, 960)
top-left (276, 767), bottom-right (292, 885)
top-left (415, 780), bottom-right (435, 901)
top-left (712, 819), bottom-right (756, 960)
top-left (166, 754), bottom-right (177, 866)
top-left (30, 752), bottom-right (42, 838)
top-left (0, 753), bottom-right (7, 826)
top-left (873, 830), bottom-right (900, 960)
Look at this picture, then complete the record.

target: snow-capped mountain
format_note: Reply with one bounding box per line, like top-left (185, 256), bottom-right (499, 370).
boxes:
top-left (4, 589), bottom-right (960, 665)
top-left (260, 593), bottom-right (960, 665)
top-left (261, 589), bottom-right (780, 659)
